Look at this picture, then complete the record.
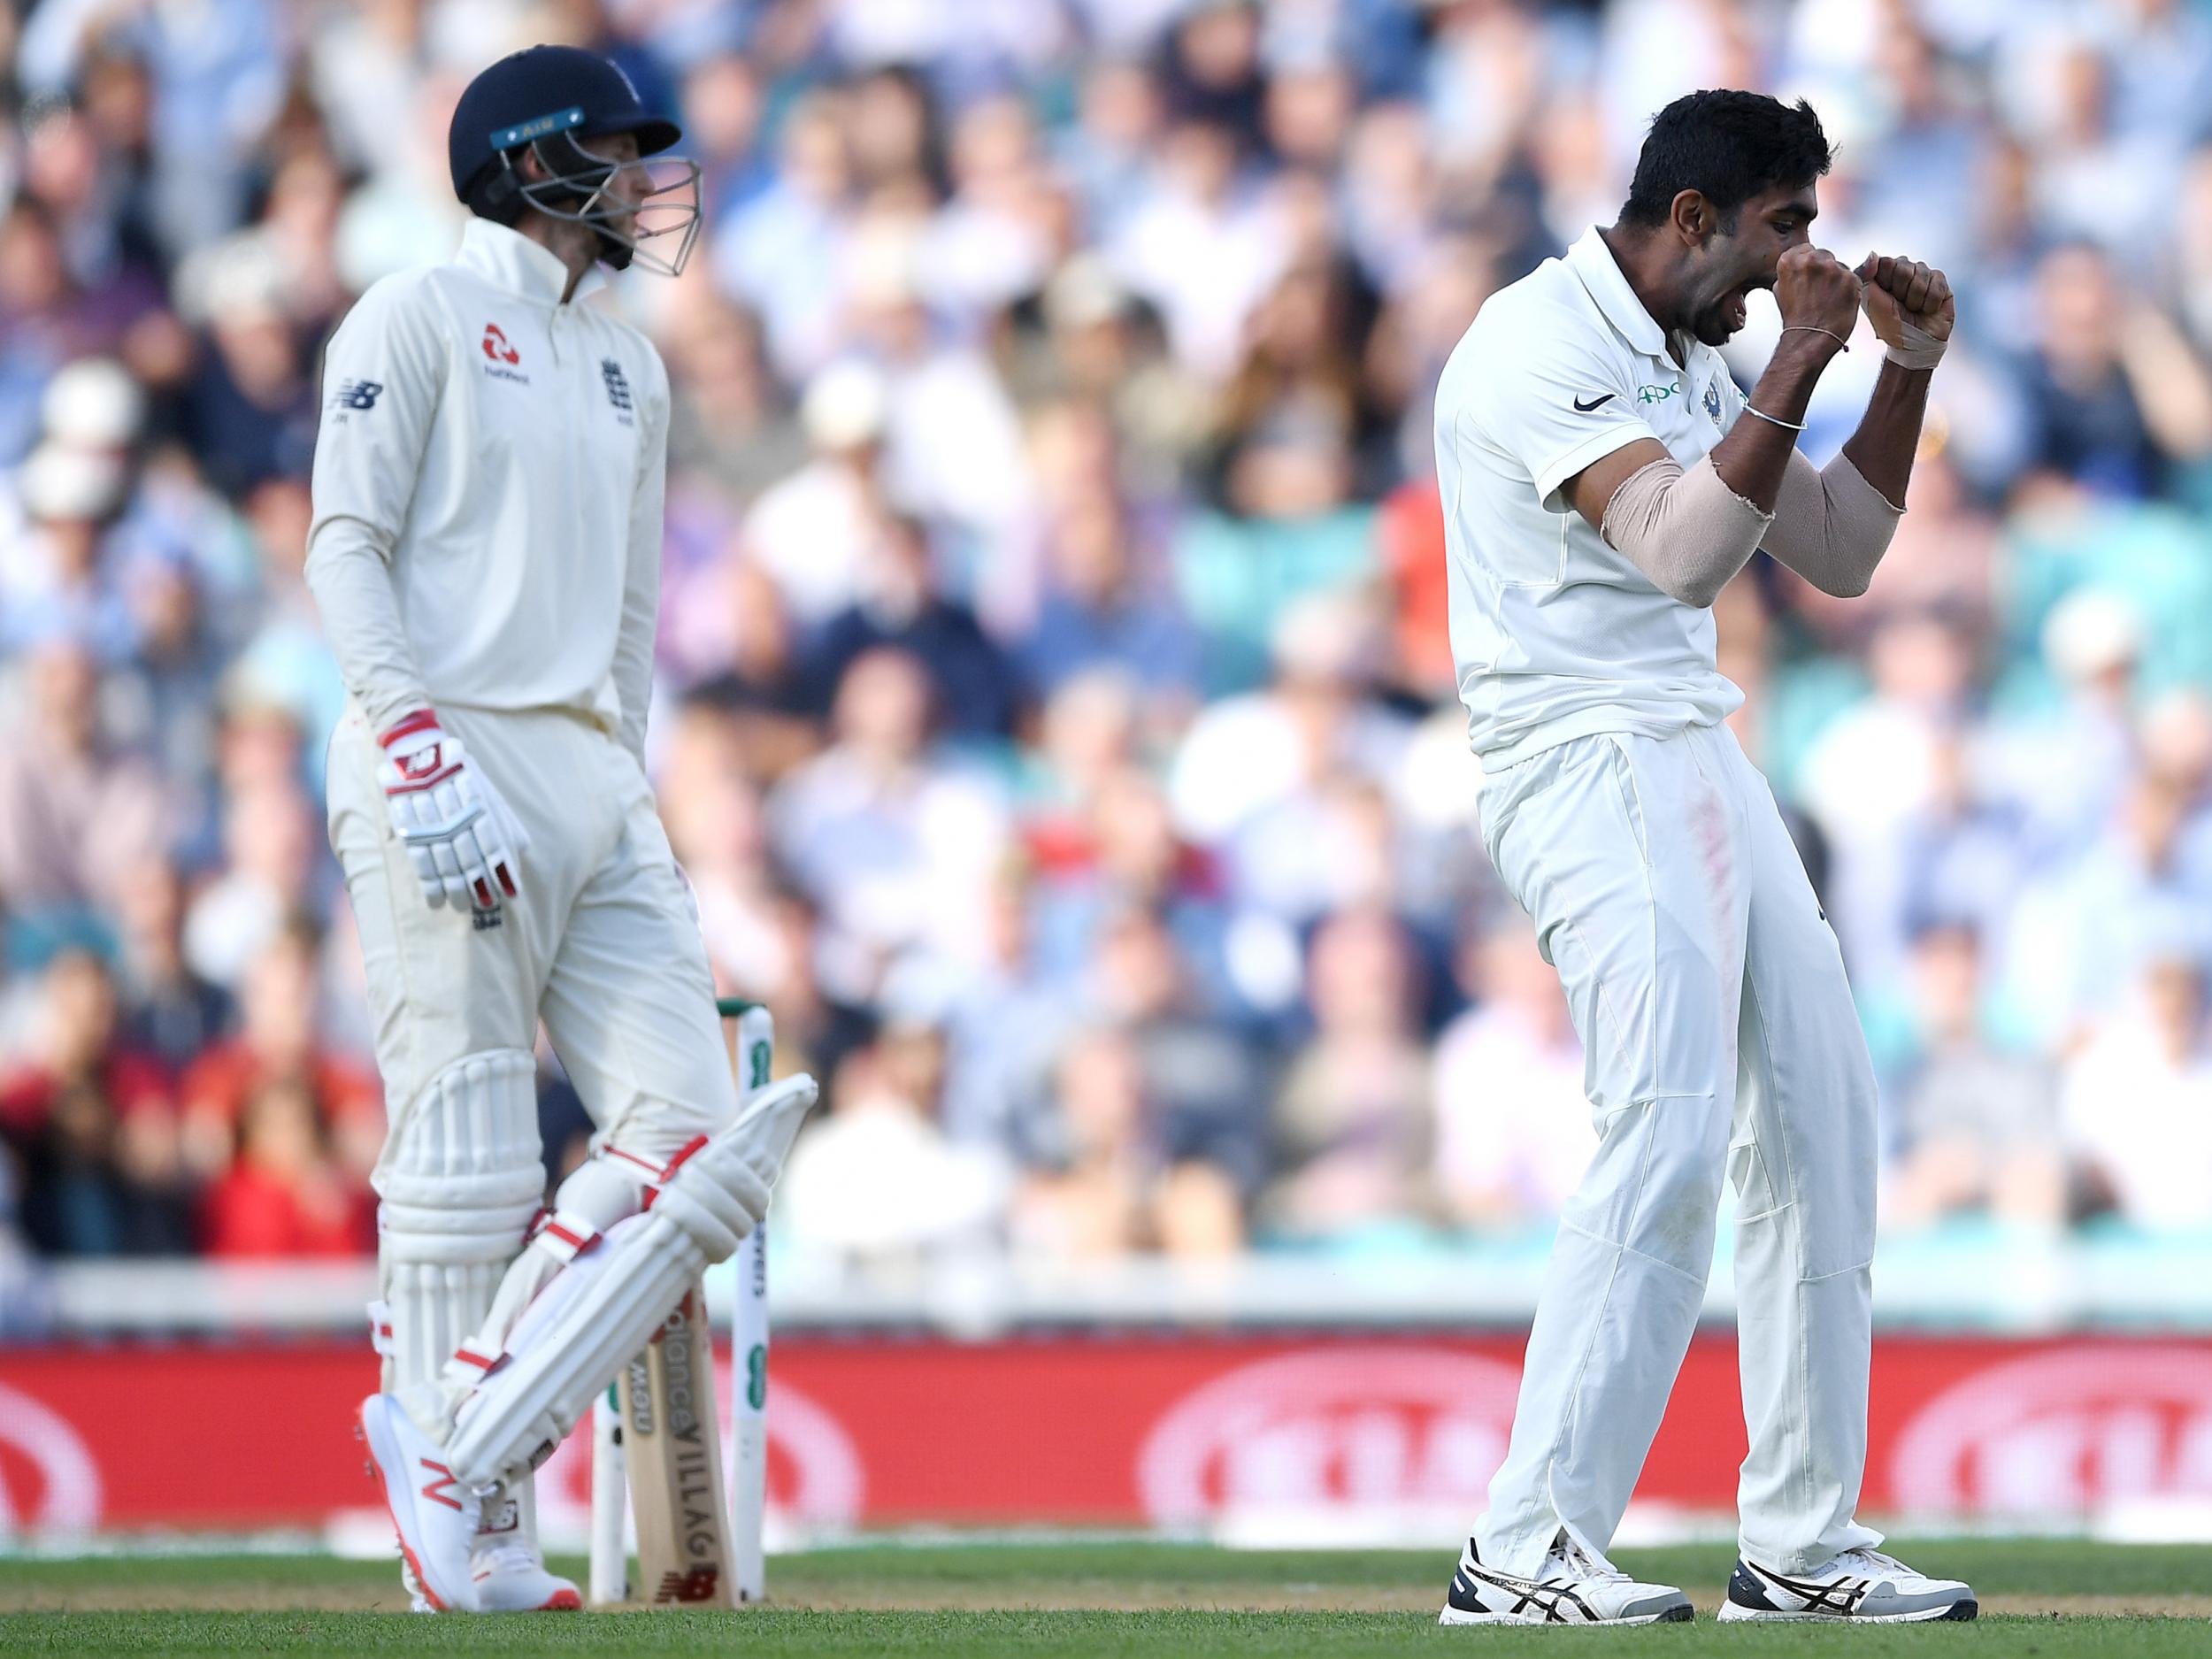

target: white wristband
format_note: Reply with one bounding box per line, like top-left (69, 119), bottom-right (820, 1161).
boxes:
top-left (1883, 316), bottom-right (1947, 371)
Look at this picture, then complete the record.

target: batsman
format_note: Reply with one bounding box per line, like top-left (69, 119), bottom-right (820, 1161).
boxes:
top-left (1433, 91), bottom-right (1972, 1625)
top-left (306, 46), bottom-right (815, 1612)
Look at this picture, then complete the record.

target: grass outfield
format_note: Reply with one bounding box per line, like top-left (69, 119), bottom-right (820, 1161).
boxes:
top-left (2, 1539), bottom-right (2208, 1655)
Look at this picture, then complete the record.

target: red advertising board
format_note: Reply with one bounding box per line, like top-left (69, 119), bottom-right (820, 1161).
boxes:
top-left (4, 1333), bottom-right (2210, 1538)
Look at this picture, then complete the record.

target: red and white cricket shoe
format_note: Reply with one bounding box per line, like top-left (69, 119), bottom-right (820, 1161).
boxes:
top-left (472, 1542), bottom-right (582, 1611)
top-left (470, 1483), bottom-right (581, 1611)
top-left (359, 1393), bottom-right (480, 1613)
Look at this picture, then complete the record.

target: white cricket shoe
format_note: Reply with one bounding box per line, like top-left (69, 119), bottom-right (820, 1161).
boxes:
top-left (359, 1393), bottom-right (479, 1613)
top-left (472, 1541), bottom-right (583, 1611)
top-left (469, 1483), bottom-right (582, 1612)
top-left (1440, 1532), bottom-right (1693, 1625)
top-left (1719, 1547), bottom-right (1977, 1623)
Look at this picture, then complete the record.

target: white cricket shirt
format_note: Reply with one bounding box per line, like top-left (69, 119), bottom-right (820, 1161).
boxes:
top-left (1434, 227), bottom-right (1746, 769)
top-left (306, 218), bottom-right (670, 757)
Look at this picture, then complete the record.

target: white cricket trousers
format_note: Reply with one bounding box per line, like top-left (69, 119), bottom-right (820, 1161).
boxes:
top-left (327, 702), bottom-right (737, 1180)
top-left (1472, 720), bottom-right (1882, 1577)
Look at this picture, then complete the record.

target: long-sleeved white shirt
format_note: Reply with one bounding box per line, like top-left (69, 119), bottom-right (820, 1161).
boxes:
top-left (305, 217), bottom-right (670, 763)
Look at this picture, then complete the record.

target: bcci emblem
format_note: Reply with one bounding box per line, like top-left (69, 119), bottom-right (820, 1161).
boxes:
top-left (1704, 380), bottom-right (1724, 426)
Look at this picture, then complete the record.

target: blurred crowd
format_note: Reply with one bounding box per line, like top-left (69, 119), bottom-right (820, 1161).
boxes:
top-left (5, 0), bottom-right (2212, 1271)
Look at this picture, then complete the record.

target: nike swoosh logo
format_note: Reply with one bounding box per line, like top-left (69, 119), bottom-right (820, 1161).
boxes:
top-left (1573, 394), bottom-right (1616, 411)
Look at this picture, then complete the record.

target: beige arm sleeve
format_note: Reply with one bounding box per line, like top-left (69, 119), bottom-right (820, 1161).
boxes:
top-left (1760, 449), bottom-right (1905, 598)
top-left (1599, 454), bottom-right (1775, 610)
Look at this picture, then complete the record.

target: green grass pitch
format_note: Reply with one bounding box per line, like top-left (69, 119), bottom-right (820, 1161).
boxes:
top-left (2, 1538), bottom-right (2207, 1655)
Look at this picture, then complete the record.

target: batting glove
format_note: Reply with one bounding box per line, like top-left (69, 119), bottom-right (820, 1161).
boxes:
top-left (377, 709), bottom-right (527, 910)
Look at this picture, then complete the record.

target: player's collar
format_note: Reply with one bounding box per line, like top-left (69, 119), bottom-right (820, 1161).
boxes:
top-left (1565, 227), bottom-right (1669, 359)
top-left (454, 217), bottom-right (607, 306)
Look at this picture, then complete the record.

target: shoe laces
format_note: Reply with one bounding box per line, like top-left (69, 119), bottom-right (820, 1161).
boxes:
top-left (1555, 1534), bottom-right (1629, 1584)
top-left (472, 1540), bottom-right (540, 1578)
top-left (1831, 1547), bottom-right (1909, 1579)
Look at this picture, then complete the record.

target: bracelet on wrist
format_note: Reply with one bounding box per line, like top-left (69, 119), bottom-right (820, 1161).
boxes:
top-left (1740, 404), bottom-right (1805, 433)
top-left (1781, 325), bottom-right (1850, 352)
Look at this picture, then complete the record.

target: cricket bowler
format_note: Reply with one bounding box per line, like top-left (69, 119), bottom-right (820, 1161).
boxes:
top-left (305, 45), bottom-right (815, 1611)
top-left (1432, 91), bottom-right (1973, 1624)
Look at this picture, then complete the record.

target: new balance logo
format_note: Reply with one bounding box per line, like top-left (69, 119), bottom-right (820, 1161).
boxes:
top-left (656, 1566), bottom-right (720, 1603)
top-left (419, 1459), bottom-right (464, 1512)
top-left (393, 743), bottom-right (446, 784)
top-left (330, 379), bottom-right (383, 412)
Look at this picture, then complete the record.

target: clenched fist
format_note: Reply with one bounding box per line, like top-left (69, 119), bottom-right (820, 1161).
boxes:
top-left (1856, 254), bottom-right (1954, 369)
top-left (1775, 245), bottom-right (1863, 346)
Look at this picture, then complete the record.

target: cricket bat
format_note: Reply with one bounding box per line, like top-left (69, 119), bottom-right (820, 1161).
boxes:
top-left (618, 1286), bottom-right (734, 1604)
top-left (612, 1000), bottom-right (777, 1608)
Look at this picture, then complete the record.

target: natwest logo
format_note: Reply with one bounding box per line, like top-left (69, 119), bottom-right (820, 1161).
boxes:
top-left (481, 322), bottom-right (520, 365)
top-left (1889, 1346), bottom-right (2212, 1519)
top-left (1137, 1347), bottom-right (1522, 1536)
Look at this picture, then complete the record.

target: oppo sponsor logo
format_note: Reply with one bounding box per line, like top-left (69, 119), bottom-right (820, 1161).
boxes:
top-left (1890, 1346), bottom-right (2212, 1517)
top-left (1137, 1348), bottom-right (1523, 1528)
top-left (0, 1384), bottom-right (104, 1536)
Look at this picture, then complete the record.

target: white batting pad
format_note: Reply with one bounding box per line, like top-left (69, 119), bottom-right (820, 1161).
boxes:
top-left (442, 1139), bottom-right (664, 1400)
top-left (442, 1074), bottom-right (817, 1490)
top-left (373, 1048), bottom-right (544, 1394)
